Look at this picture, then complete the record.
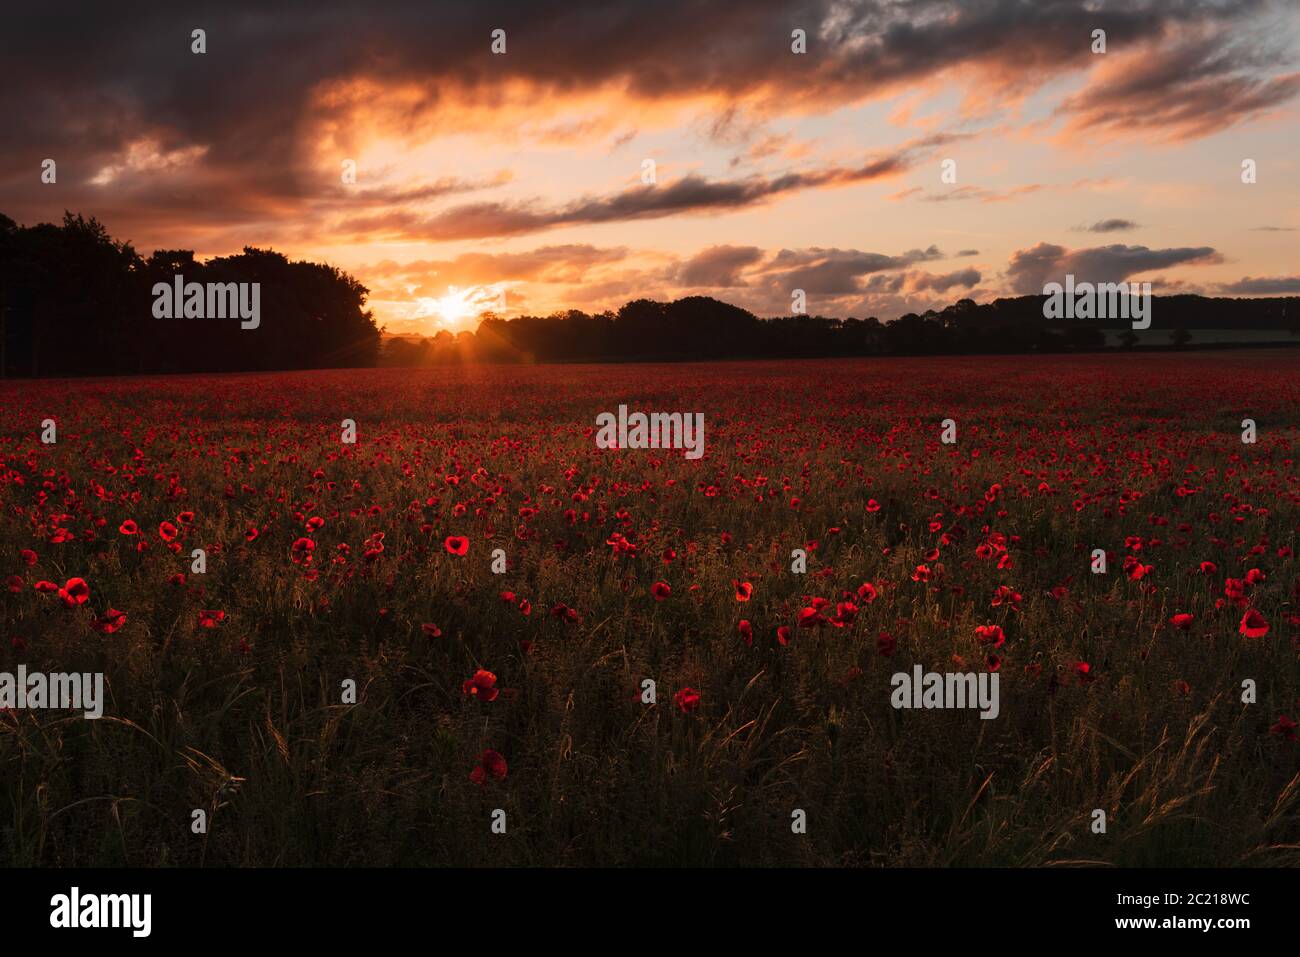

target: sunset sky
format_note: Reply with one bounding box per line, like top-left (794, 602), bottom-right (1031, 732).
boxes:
top-left (2, 1), bottom-right (1297, 335)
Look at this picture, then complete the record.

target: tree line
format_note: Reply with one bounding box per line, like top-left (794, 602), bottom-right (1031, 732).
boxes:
top-left (0, 212), bottom-right (380, 377)
top-left (2, 211), bottom-right (1295, 376)
top-left (390, 293), bottom-right (1299, 365)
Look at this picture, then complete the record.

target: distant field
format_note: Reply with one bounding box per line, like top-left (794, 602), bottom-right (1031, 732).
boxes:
top-left (2, 350), bottom-right (1298, 866)
top-left (1102, 328), bottom-right (1300, 347)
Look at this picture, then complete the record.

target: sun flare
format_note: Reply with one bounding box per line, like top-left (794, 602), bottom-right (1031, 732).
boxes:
top-left (412, 285), bottom-right (501, 330)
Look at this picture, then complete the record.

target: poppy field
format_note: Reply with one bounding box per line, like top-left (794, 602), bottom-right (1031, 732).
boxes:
top-left (2, 350), bottom-right (1298, 868)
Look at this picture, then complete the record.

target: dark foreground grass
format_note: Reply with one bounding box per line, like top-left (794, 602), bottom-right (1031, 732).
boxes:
top-left (1, 351), bottom-right (1298, 866)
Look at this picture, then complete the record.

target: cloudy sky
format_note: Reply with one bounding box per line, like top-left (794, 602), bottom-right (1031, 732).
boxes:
top-left (2, 0), bottom-right (1297, 334)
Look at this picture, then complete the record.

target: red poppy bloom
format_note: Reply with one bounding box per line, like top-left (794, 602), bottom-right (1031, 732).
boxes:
top-left (58, 577), bottom-right (90, 607)
top-left (674, 688), bottom-right (701, 713)
top-left (118, 520), bottom-right (138, 535)
top-left (197, 609), bottom-right (225, 628)
top-left (738, 619), bottom-right (752, 645)
top-left (857, 582), bottom-right (878, 603)
top-left (776, 625), bottom-right (792, 646)
top-left (462, 669), bottom-right (500, 702)
top-left (1169, 613), bottom-right (1194, 630)
top-left (19, 549), bottom-right (37, 565)
top-left (159, 521), bottom-right (179, 542)
top-left (469, 749), bottom-right (508, 784)
top-left (651, 581), bottom-right (671, 601)
top-left (549, 602), bottom-right (580, 623)
top-left (444, 535), bottom-right (469, 556)
top-left (5, 575), bottom-right (23, 593)
top-left (865, 499), bottom-right (881, 513)
top-left (245, 526), bottom-right (260, 542)
top-left (92, 608), bottom-right (128, 634)
top-left (421, 623), bottom-right (442, 638)
top-left (797, 605), bottom-right (824, 628)
top-left (1239, 609), bottom-right (1269, 639)
top-left (734, 580), bottom-right (753, 602)
top-left (975, 624), bottom-right (1005, 648)
top-left (1271, 715), bottom-right (1297, 741)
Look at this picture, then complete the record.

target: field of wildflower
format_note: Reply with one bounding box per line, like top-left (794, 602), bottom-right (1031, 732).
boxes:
top-left (2, 350), bottom-right (1298, 866)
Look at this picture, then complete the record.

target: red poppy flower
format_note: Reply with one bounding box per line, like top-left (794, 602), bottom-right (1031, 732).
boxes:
top-left (674, 688), bottom-right (701, 713)
top-left (797, 605), bottom-right (824, 628)
top-left (1169, 613), bottom-right (1194, 630)
top-left (58, 577), bottom-right (90, 607)
top-left (549, 602), bottom-right (580, 623)
top-left (92, 608), bottom-right (128, 634)
top-left (1271, 715), bottom-right (1297, 741)
top-left (158, 521), bottom-right (179, 542)
top-left (444, 535), bottom-right (469, 556)
top-left (1239, 609), bottom-right (1269, 639)
top-left (421, 623), bottom-right (442, 638)
top-left (19, 549), bottom-right (37, 565)
top-left (118, 520), bottom-right (139, 535)
top-left (197, 609), bottom-right (225, 628)
top-left (738, 619), bottom-right (752, 646)
top-left (5, 575), bottom-right (23, 593)
top-left (462, 669), bottom-right (500, 702)
top-left (865, 499), bottom-right (881, 513)
top-left (857, 582), bottom-right (878, 603)
top-left (776, 625), bottom-right (792, 646)
top-left (469, 749), bottom-right (508, 784)
top-left (651, 581), bottom-right (671, 601)
top-left (734, 580), bottom-right (753, 602)
top-left (975, 624), bottom-right (1005, 648)
top-left (245, 526), bottom-right (260, 542)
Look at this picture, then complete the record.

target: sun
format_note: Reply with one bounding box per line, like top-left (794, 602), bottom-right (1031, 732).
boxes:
top-left (412, 285), bottom-right (501, 331)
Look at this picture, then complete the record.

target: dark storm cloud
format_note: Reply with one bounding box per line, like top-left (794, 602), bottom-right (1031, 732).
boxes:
top-left (1217, 275), bottom-right (1300, 294)
top-left (677, 245), bottom-right (765, 287)
top-left (910, 268), bottom-right (982, 292)
top-left (762, 245), bottom-right (946, 295)
top-left (1080, 218), bottom-right (1141, 233)
top-left (0, 0), bottom-right (1289, 234)
top-left (1056, 24), bottom-right (1300, 141)
top-left (1005, 242), bottom-right (1222, 293)
top-left (333, 136), bottom-right (957, 241)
